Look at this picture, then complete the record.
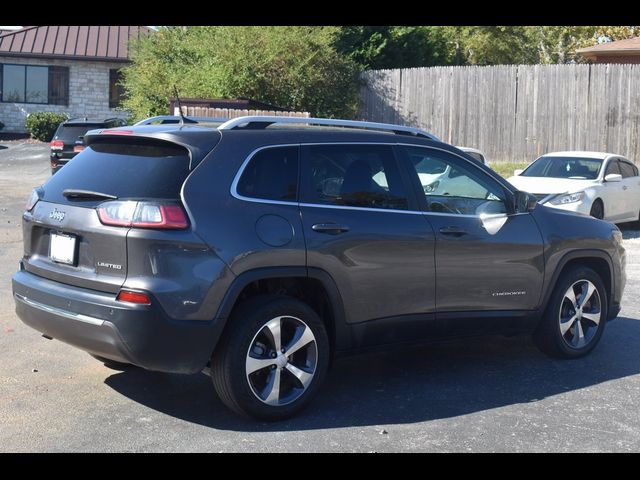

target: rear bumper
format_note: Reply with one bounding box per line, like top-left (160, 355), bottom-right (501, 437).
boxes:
top-left (12, 269), bottom-right (224, 374)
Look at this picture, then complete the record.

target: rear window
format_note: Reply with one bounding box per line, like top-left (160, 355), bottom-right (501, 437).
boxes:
top-left (43, 139), bottom-right (191, 204)
top-left (54, 124), bottom-right (104, 143)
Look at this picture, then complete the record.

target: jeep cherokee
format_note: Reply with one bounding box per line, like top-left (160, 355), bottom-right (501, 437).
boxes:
top-left (12, 116), bottom-right (626, 420)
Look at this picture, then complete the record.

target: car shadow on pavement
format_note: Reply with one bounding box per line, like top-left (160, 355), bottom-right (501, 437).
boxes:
top-left (104, 316), bottom-right (640, 432)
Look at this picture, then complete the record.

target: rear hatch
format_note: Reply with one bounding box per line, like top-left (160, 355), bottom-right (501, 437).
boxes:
top-left (52, 123), bottom-right (104, 158)
top-left (23, 135), bottom-right (196, 293)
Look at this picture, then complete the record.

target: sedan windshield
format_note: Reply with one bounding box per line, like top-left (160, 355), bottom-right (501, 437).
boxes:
top-left (521, 156), bottom-right (602, 179)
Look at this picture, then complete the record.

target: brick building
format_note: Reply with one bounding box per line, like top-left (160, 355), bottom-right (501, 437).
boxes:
top-left (576, 37), bottom-right (640, 64)
top-left (0, 26), bottom-right (151, 132)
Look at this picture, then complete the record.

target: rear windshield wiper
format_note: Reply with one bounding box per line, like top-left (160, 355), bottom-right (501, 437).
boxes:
top-left (62, 189), bottom-right (118, 200)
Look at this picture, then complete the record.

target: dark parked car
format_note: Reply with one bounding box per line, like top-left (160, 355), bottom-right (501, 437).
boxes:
top-left (50, 117), bottom-right (126, 174)
top-left (13, 116), bottom-right (626, 420)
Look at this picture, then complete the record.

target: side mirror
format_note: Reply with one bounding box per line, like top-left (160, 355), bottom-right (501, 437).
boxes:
top-left (514, 169), bottom-right (524, 176)
top-left (514, 191), bottom-right (537, 213)
top-left (604, 173), bottom-right (622, 183)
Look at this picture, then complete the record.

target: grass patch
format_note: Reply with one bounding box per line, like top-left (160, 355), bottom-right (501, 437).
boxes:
top-left (490, 162), bottom-right (531, 179)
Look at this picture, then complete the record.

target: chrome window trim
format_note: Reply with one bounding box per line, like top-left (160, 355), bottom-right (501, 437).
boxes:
top-left (230, 142), bottom-right (513, 218)
top-left (299, 202), bottom-right (423, 215)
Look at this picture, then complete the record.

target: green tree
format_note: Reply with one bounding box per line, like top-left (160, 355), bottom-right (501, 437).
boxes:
top-left (122, 26), bottom-right (361, 121)
top-left (440, 26), bottom-right (539, 65)
top-left (334, 26), bottom-right (450, 69)
top-left (528, 26), bottom-right (636, 64)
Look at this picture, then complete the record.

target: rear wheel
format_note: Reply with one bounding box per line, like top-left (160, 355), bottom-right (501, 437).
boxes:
top-left (534, 266), bottom-right (607, 359)
top-left (211, 295), bottom-right (330, 420)
top-left (590, 199), bottom-right (604, 220)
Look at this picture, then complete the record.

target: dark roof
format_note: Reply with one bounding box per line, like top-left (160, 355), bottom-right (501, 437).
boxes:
top-left (0, 26), bottom-right (152, 62)
top-left (576, 37), bottom-right (640, 56)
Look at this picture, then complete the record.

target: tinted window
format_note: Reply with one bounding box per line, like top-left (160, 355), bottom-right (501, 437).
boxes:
top-left (1, 64), bottom-right (68, 104)
top-left (403, 146), bottom-right (507, 216)
top-left (522, 156), bottom-right (602, 179)
top-left (54, 124), bottom-right (104, 143)
top-left (619, 161), bottom-right (637, 178)
top-left (605, 160), bottom-right (621, 176)
top-left (304, 144), bottom-right (408, 210)
top-left (237, 147), bottom-right (298, 201)
top-left (2, 65), bottom-right (25, 102)
top-left (43, 139), bottom-right (190, 204)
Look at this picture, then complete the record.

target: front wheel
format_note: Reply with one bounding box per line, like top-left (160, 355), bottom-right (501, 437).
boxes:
top-left (211, 295), bottom-right (330, 420)
top-left (533, 267), bottom-right (607, 359)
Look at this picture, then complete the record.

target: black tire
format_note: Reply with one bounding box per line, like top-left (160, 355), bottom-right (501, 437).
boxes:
top-left (211, 295), bottom-right (330, 421)
top-left (89, 353), bottom-right (131, 370)
top-left (533, 266), bottom-right (607, 359)
top-left (590, 199), bottom-right (604, 220)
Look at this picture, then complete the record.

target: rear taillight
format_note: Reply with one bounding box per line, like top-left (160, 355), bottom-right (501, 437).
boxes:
top-left (97, 201), bottom-right (189, 229)
top-left (50, 140), bottom-right (64, 150)
top-left (116, 290), bottom-right (151, 305)
top-left (25, 189), bottom-right (39, 212)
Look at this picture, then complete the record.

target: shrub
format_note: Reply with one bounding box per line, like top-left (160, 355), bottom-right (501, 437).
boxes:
top-left (122, 26), bottom-right (361, 121)
top-left (0, 120), bottom-right (5, 131)
top-left (25, 112), bottom-right (69, 142)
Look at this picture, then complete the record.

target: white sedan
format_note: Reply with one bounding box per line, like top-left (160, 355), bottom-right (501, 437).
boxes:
top-left (508, 151), bottom-right (640, 223)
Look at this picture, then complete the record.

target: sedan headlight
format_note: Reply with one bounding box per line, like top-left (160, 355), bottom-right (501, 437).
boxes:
top-left (424, 180), bottom-right (440, 193)
top-left (550, 192), bottom-right (585, 205)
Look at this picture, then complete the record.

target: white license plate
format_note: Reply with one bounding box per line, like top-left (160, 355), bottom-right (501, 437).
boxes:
top-left (50, 233), bottom-right (76, 265)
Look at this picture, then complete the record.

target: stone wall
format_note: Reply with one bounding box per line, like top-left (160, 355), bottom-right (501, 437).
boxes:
top-left (0, 56), bottom-right (129, 132)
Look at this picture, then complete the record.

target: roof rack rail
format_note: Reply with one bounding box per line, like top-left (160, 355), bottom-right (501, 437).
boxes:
top-left (133, 115), bottom-right (229, 126)
top-left (217, 116), bottom-right (439, 140)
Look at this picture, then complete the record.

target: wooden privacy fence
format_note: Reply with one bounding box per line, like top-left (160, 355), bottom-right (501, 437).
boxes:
top-left (360, 64), bottom-right (640, 163)
top-left (174, 106), bottom-right (310, 119)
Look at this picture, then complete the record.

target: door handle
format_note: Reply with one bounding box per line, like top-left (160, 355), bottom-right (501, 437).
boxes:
top-left (312, 223), bottom-right (350, 235)
top-left (439, 226), bottom-right (468, 236)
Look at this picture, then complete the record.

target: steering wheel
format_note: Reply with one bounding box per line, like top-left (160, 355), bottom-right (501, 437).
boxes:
top-left (429, 201), bottom-right (461, 215)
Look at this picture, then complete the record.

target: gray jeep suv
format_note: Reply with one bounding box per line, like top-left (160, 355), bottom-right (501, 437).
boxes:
top-left (12, 117), bottom-right (626, 420)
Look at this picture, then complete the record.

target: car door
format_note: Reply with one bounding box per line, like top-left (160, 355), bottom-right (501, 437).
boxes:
top-left (601, 159), bottom-right (626, 221)
top-left (398, 145), bottom-right (545, 324)
top-left (618, 160), bottom-right (640, 221)
top-left (299, 143), bottom-right (438, 343)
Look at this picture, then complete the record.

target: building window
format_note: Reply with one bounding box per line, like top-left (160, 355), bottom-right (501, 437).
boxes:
top-left (0, 64), bottom-right (68, 105)
top-left (109, 69), bottom-right (125, 108)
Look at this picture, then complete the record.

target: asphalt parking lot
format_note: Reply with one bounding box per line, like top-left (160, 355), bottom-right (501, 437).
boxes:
top-left (1, 143), bottom-right (639, 452)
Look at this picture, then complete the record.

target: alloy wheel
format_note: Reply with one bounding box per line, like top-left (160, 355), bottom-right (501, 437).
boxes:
top-left (558, 279), bottom-right (602, 349)
top-left (245, 316), bottom-right (318, 406)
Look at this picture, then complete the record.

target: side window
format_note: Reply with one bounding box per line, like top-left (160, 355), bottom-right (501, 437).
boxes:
top-left (619, 161), bottom-right (637, 178)
top-left (605, 160), bottom-right (621, 176)
top-left (236, 146), bottom-right (298, 201)
top-left (402, 146), bottom-right (507, 216)
top-left (303, 144), bottom-right (409, 211)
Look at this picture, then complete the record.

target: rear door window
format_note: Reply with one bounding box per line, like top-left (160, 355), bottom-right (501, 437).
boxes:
top-left (43, 138), bottom-right (191, 204)
top-left (301, 144), bottom-right (409, 211)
